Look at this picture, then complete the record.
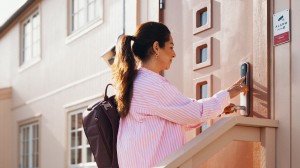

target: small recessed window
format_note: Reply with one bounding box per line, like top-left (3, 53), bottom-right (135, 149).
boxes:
top-left (201, 122), bottom-right (209, 132)
top-left (193, 0), bottom-right (211, 34)
top-left (196, 44), bottom-right (208, 64)
top-left (193, 37), bottom-right (212, 70)
top-left (196, 82), bottom-right (208, 99)
top-left (196, 8), bottom-right (208, 28)
top-left (194, 75), bottom-right (211, 100)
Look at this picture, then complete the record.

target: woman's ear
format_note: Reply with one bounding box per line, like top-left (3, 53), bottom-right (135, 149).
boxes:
top-left (152, 41), bottom-right (160, 53)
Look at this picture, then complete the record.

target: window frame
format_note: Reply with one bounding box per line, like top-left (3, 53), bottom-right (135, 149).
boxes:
top-left (193, 37), bottom-right (212, 71)
top-left (68, 108), bottom-right (96, 168)
top-left (19, 8), bottom-right (41, 71)
top-left (193, 0), bottom-right (212, 34)
top-left (199, 82), bottom-right (208, 99)
top-left (18, 116), bottom-right (41, 168)
top-left (65, 94), bottom-right (104, 168)
top-left (193, 75), bottom-right (213, 133)
top-left (67, 0), bottom-right (103, 43)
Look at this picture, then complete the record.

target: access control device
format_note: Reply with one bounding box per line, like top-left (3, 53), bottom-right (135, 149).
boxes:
top-left (240, 62), bottom-right (250, 116)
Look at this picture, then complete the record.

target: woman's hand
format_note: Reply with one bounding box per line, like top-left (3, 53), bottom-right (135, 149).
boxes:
top-left (227, 77), bottom-right (248, 99)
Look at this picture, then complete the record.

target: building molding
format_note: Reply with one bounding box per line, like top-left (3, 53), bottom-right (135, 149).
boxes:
top-left (0, 87), bottom-right (12, 100)
top-left (0, 0), bottom-right (40, 38)
top-left (25, 69), bottom-right (110, 104)
top-left (12, 68), bottom-right (110, 110)
top-left (63, 93), bottom-right (104, 112)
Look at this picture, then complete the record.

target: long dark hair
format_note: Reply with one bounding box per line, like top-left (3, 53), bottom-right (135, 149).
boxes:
top-left (112, 22), bottom-right (171, 118)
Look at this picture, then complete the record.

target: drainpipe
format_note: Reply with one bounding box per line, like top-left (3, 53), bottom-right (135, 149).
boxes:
top-left (122, 0), bottom-right (125, 34)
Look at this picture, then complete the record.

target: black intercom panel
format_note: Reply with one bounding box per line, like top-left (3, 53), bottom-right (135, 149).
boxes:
top-left (240, 62), bottom-right (250, 116)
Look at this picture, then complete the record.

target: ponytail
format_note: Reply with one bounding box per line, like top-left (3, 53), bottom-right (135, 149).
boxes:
top-left (112, 35), bottom-right (137, 118)
top-left (112, 22), bottom-right (171, 118)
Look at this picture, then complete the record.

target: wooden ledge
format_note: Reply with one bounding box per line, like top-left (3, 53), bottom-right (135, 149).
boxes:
top-left (154, 116), bottom-right (279, 168)
top-left (0, 87), bottom-right (12, 100)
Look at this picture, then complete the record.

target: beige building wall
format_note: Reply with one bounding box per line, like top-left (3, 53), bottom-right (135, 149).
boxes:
top-left (0, 0), bottom-right (123, 168)
top-left (163, 0), bottom-right (300, 168)
top-left (0, 32), bottom-right (13, 88)
top-left (0, 88), bottom-right (12, 168)
top-left (273, 0), bottom-right (299, 167)
top-left (0, 0), bottom-right (160, 168)
top-left (291, 1), bottom-right (300, 167)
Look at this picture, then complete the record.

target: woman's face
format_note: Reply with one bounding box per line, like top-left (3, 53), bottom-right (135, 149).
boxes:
top-left (158, 35), bottom-right (176, 70)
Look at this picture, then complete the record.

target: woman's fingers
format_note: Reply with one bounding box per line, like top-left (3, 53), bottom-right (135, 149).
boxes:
top-left (235, 76), bottom-right (246, 85)
top-left (227, 77), bottom-right (249, 98)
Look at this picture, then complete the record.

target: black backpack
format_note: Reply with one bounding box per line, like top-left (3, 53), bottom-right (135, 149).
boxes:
top-left (82, 84), bottom-right (120, 168)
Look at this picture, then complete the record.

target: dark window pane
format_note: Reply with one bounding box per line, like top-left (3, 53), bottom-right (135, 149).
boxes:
top-left (77, 148), bottom-right (82, 164)
top-left (87, 147), bottom-right (93, 162)
top-left (71, 132), bottom-right (76, 147)
top-left (71, 115), bottom-right (76, 130)
top-left (77, 113), bottom-right (83, 128)
top-left (71, 149), bottom-right (76, 164)
top-left (77, 131), bottom-right (82, 146)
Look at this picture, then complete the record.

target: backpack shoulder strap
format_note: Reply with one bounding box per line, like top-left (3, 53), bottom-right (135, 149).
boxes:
top-left (104, 84), bottom-right (113, 101)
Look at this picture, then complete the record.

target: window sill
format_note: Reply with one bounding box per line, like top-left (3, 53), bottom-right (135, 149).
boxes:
top-left (65, 18), bottom-right (103, 44)
top-left (18, 57), bottom-right (41, 73)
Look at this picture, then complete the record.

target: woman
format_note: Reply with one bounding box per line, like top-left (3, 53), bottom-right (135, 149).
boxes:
top-left (112, 22), bottom-right (247, 168)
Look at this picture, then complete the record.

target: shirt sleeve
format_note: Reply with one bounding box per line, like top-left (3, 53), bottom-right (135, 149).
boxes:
top-left (151, 80), bottom-right (230, 125)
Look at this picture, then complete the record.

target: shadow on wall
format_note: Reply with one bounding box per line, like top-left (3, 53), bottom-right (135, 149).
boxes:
top-left (252, 80), bottom-right (269, 118)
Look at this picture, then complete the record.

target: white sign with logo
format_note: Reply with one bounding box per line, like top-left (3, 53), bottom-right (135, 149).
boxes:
top-left (273, 9), bottom-right (290, 46)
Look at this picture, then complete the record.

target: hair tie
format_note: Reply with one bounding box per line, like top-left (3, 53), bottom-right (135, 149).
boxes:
top-left (129, 36), bottom-right (136, 42)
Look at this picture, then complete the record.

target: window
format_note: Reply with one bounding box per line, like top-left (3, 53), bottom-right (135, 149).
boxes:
top-left (68, 109), bottom-right (95, 168)
top-left (193, 75), bottom-right (211, 100)
top-left (20, 10), bottom-right (41, 67)
top-left (196, 44), bottom-right (208, 64)
top-left (197, 8), bottom-right (208, 27)
top-left (71, 0), bottom-right (102, 32)
top-left (19, 122), bottom-right (39, 168)
top-left (193, 37), bottom-right (212, 70)
top-left (196, 82), bottom-right (208, 99)
top-left (193, 0), bottom-right (211, 34)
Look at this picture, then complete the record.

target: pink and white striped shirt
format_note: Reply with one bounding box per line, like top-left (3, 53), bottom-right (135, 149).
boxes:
top-left (117, 67), bottom-right (230, 168)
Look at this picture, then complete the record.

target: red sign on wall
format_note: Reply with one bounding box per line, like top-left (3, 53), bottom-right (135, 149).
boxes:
top-left (273, 9), bottom-right (290, 46)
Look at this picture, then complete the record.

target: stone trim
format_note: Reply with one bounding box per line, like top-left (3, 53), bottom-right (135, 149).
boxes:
top-left (0, 87), bottom-right (12, 100)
